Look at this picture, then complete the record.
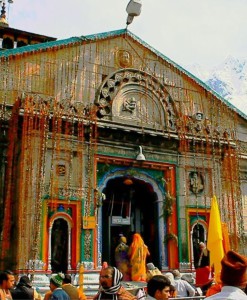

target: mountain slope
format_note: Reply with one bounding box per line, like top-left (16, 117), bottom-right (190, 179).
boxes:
top-left (186, 56), bottom-right (247, 115)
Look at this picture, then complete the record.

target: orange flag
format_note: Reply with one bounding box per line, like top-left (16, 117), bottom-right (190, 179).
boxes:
top-left (207, 196), bottom-right (224, 277)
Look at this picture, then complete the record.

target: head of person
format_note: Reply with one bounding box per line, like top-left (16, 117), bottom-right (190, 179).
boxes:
top-left (220, 250), bottom-right (247, 288)
top-left (164, 272), bottom-right (175, 286)
top-left (132, 233), bottom-right (143, 243)
top-left (147, 263), bottom-right (157, 271)
top-left (19, 275), bottom-right (32, 288)
top-left (129, 233), bottom-right (144, 259)
top-left (119, 235), bottom-right (127, 244)
top-left (193, 172), bottom-right (198, 179)
top-left (147, 275), bottom-right (171, 300)
top-left (171, 269), bottom-right (181, 280)
top-left (62, 274), bottom-right (72, 284)
top-left (49, 273), bottom-right (64, 291)
top-left (0, 270), bottom-right (15, 289)
top-left (146, 263), bottom-right (162, 282)
top-left (99, 266), bottom-right (123, 290)
top-left (199, 242), bottom-right (206, 250)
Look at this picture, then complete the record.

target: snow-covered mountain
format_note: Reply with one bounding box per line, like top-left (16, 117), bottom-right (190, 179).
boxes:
top-left (185, 56), bottom-right (247, 116)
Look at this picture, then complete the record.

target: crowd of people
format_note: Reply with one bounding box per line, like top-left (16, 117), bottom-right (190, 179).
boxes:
top-left (0, 272), bottom-right (86, 300)
top-left (1, 235), bottom-right (247, 300)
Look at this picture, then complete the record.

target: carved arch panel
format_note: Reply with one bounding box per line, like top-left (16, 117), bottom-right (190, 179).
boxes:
top-left (95, 69), bottom-right (178, 132)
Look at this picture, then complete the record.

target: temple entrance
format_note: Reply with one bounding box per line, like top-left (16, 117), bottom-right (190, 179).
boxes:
top-left (51, 218), bottom-right (68, 273)
top-left (192, 222), bottom-right (206, 268)
top-left (101, 176), bottom-right (161, 269)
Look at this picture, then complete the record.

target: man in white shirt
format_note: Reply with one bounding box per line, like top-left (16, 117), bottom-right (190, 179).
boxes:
top-left (205, 250), bottom-right (247, 299)
top-left (172, 269), bottom-right (195, 297)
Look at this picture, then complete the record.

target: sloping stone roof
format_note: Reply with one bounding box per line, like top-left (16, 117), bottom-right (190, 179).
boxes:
top-left (0, 28), bottom-right (246, 120)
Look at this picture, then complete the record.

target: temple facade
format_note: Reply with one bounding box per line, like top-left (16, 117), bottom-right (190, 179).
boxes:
top-left (0, 28), bottom-right (247, 275)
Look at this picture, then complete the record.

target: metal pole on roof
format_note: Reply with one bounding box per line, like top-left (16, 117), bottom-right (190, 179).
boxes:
top-left (126, 0), bottom-right (142, 28)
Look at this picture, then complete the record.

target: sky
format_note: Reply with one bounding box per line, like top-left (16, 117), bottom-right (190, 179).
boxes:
top-left (6, 0), bottom-right (247, 69)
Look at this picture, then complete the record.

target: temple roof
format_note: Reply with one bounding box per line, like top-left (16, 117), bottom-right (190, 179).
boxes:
top-left (0, 28), bottom-right (246, 120)
top-left (0, 25), bottom-right (57, 42)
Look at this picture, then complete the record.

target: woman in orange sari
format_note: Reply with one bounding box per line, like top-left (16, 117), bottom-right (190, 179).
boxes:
top-left (128, 233), bottom-right (150, 281)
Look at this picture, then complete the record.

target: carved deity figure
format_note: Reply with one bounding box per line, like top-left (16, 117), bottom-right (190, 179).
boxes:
top-left (122, 97), bottom-right (137, 113)
top-left (194, 112), bottom-right (204, 121)
top-left (116, 50), bottom-right (132, 68)
top-left (190, 172), bottom-right (204, 194)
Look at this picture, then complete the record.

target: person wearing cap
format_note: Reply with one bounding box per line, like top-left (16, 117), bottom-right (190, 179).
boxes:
top-left (11, 275), bottom-right (42, 300)
top-left (49, 274), bottom-right (70, 300)
top-left (205, 250), bottom-right (247, 299)
top-left (93, 266), bottom-right (136, 300)
top-left (147, 275), bottom-right (172, 300)
top-left (146, 263), bottom-right (162, 282)
top-left (172, 269), bottom-right (195, 298)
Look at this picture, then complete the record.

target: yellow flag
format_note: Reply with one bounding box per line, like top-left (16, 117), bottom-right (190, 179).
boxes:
top-left (207, 195), bottom-right (224, 277)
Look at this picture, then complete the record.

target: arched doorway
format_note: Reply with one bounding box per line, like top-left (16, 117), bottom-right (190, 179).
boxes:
top-left (51, 218), bottom-right (68, 273)
top-left (101, 176), bottom-right (161, 269)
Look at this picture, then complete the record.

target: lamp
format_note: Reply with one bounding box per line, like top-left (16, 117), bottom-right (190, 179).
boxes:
top-left (126, 0), bottom-right (142, 26)
top-left (123, 178), bottom-right (133, 185)
top-left (136, 146), bottom-right (146, 161)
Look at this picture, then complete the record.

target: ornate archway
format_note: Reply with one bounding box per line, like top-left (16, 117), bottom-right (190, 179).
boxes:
top-left (48, 212), bottom-right (73, 272)
top-left (190, 219), bottom-right (208, 269)
top-left (97, 168), bottom-right (166, 270)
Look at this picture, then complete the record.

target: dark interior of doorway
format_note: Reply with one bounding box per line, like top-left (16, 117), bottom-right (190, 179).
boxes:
top-left (192, 223), bottom-right (205, 268)
top-left (102, 176), bottom-right (161, 269)
top-left (51, 218), bottom-right (68, 273)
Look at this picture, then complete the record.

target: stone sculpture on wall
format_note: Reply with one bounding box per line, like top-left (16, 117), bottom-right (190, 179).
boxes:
top-left (189, 171), bottom-right (204, 194)
top-left (116, 50), bottom-right (133, 68)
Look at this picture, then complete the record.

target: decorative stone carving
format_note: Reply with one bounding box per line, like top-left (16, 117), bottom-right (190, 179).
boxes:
top-left (0, 105), bottom-right (12, 121)
top-left (189, 171), bottom-right (204, 194)
top-left (122, 97), bottom-right (137, 113)
top-left (18, 92), bottom-right (92, 118)
top-left (177, 113), bottom-right (233, 141)
top-left (193, 112), bottom-right (204, 121)
top-left (115, 50), bottom-right (133, 68)
top-left (26, 259), bottom-right (46, 270)
top-left (95, 69), bottom-right (178, 132)
top-left (44, 184), bottom-right (85, 199)
top-left (56, 164), bottom-right (66, 176)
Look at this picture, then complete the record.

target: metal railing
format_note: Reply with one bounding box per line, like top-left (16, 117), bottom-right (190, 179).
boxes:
top-left (169, 297), bottom-right (205, 300)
